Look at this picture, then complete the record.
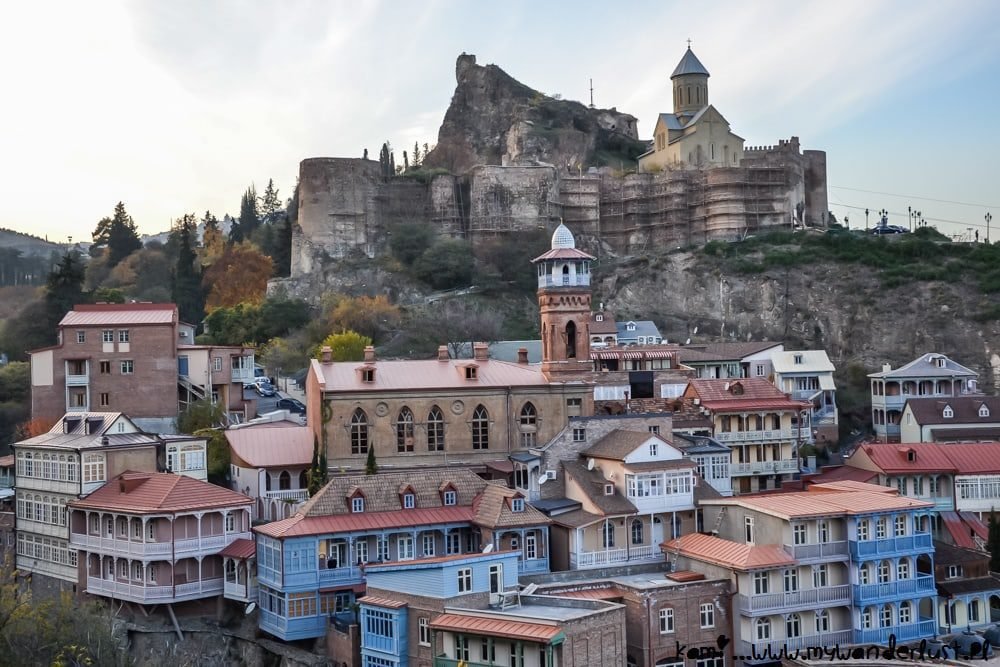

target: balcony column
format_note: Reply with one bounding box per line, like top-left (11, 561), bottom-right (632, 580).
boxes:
top-left (347, 536), bottom-right (355, 567)
top-left (197, 555), bottom-right (203, 593)
top-left (519, 529), bottom-right (526, 563)
top-left (195, 511), bottom-right (204, 550)
top-left (141, 517), bottom-right (149, 545)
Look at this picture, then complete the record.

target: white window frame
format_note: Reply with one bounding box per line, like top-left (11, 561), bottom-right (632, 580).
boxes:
top-left (659, 607), bottom-right (674, 634)
top-left (699, 602), bottom-right (715, 629)
top-left (457, 567), bottom-right (472, 593)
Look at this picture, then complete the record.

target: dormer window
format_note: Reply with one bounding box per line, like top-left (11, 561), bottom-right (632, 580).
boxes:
top-left (730, 382), bottom-right (744, 396)
top-left (511, 498), bottom-right (525, 512)
top-left (361, 367), bottom-right (375, 383)
top-left (794, 354), bottom-right (803, 364)
top-left (943, 406), bottom-right (954, 419)
top-left (936, 357), bottom-right (947, 368)
top-left (352, 497), bottom-right (364, 513)
top-left (443, 490), bottom-right (456, 506)
top-left (596, 314), bottom-right (603, 322)
top-left (979, 404), bottom-right (990, 418)
top-left (403, 493), bottom-right (415, 509)
top-left (906, 449), bottom-right (916, 462)
top-left (464, 365), bottom-right (478, 380)
top-left (604, 484), bottom-right (614, 496)
top-left (627, 323), bottom-right (636, 331)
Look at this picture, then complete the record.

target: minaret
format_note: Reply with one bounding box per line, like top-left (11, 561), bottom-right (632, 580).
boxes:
top-left (671, 45), bottom-right (710, 116)
top-left (532, 222), bottom-right (595, 380)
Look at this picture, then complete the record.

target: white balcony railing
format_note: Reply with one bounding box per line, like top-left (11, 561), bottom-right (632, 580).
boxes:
top-left (66, 373), bottom-right (90, 387)
top-left (730, 459), bottom-right (800, 476)
top-left (265, 489), bottom-right (310, 503)
top-left (571, 544), bottom-right (662, 569)
top-left (736, 584), bottom-right (850, 614)
top-left (175, 578), bottom-right (223, 599)
top-left (537, 275), bottom-right (591, 289)
top-left (715, 429), bottom-right (795, 443)
top-left (224, 580), bottom-right (258, 601)
top-left (782, 541), bottom-right (849, 560)
top-left (70, 533), bottom-right (173, 558)
top-left (86, 577), bottom-right (174, 602)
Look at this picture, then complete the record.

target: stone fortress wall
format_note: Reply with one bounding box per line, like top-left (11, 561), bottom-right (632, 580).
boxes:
top-left (290, 140), bottom-right (827, 279)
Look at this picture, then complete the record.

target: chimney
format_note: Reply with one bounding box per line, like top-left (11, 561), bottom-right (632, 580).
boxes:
top-left (517, 347), bottom-right (529, 364)
top-left (473, 342), bottom-right (489, 361)
top-left (320, 346), bottom-right (333, 363)
top-left (364, 346), bottom-right (376, 363)
top-left (882, 363), bottom-right (891, 373)
top-left (438, 345), bottom-right (450, 361)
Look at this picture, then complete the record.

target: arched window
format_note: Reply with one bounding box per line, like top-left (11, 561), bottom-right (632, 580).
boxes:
top-left (815, 609), bottom-right (830, 633)
top-left (880, 604), bottom-right (893, 628)
top-left (519, 403), bottom-right (537, 448)
top-left (897, 557), bottom-right (910, 580)
top-left (350, 409), bottom-right (369, 454)
top-left (755, 618), bottom-right (771, 641)
top-left (279, 470), bottom-right (291, 490)
top-left (862, 607), bottom-right (873, 629)
top-left (265, 473), bottom-right (272, 491)
top-left (631, 519), bottom-right (644, 545)
top-left (566, 321), bottom-right (577, 359)
top-left (472, 405), bottom-right (489, 450)
top-left (396, 407), bottom-right (415, 453)
top-left (877, 560), bottom-right (891, 583)
top-left (899, 601), bottom-right (912, 624)
top-left (859, 563), bottom-right (871, 585)
top-left (602, 521), bottom-right (615, 548)
top-left (427, 406), bottom-right (445, 451)
top-left (299, 470), bottom-right (308, 490)
top-left (786, 613), bottom-right (801, 638)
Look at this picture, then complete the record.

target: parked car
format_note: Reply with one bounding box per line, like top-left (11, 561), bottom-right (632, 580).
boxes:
top-left (870, 225), bottom-right (908, 235)
top-left (253, 377), bottom-right (277, 397)
top-left (276, 398), bottom-right (306, 414)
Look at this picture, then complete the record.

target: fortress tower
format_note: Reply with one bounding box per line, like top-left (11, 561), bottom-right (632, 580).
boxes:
top-left (533, 223), bottom-right (595, 380)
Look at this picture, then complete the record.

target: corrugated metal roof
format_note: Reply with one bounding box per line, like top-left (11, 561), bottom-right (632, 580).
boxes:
top-left (254, 505), bottom-right (475, 538)
top-left (430, 613), bottom-right (563, 643)
top-left (857, 442), bottom-right (1000, 474)
top-left (670, 47), bottom-right (710, 78)
top-left (219, 538), bottom-right (256, 560)
top-left (531, 247), bottom-right (595, 262)
top-left (225, 423), bottom-right (313, 468)
top-left (60, 304), bottom-right (177, 327)
top-left (312, 356), bottom-right (553, 392)
top-left (70, 471), bottom-right (252, 514)
top-left (553, 587), bottom-right (624, 600)
top-left (807, 466), bottom-right (879, 485)
top-left (704, 487), bottom-right (932, 519)
top-left (664, 533), bottom-right (794, 571)
top-left (771, 350), bottom-right (836, 374)
top-left (941, 511), bottom-right (976, 549)
top-left (359, 595), bottom-right (407, 609)
top-left (959, 512), bottom-right (989, 540)
top-left (868, 353), bottom-right (978, 379)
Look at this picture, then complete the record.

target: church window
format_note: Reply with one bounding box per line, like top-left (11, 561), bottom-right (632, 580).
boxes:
top-left (519, 403), bottom-right (537, 448)
top-left (350, 409), bottom-right (369, 454)
top-left (472, 405), bottom-right (490, 449)
top-left (566, 321), bottom-right (577, 359)
top-left (686, 86), bottom-right (691, 105)
top-left (427, 406), bottom-right (445, 451)
top-left (696, 86), bottom-right (701, 104)
top-left (396, 407), bottom-right (414, 453)
top-left (711, 143), bottom-right (715, 160)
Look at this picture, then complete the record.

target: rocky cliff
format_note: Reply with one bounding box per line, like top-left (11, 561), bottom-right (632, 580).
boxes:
top-left (423, 54), bottom-right (646, 173)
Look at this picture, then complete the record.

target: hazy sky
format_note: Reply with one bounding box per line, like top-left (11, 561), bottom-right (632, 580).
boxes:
top-left (2, 0), bottom-right (999, 242)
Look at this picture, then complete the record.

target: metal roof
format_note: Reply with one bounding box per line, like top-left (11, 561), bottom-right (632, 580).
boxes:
top-left (59, 303), bottom-right (177, 327)
top-left (702, 487), bottom-right (932, 519)
top-left (225, 423), bottom-right (313, 468)
top-left (771, 350), bottom-right (836, 374)
top-left (551, 222), bottom-right (576, 249)
top-left (430, 613), bottom-right (564, 644)
top-left (868, 353), bottom-right (978, 379)
top-left (311, 357), bottom-right (553, 393)
top-left (219, 538), bottom-right (256, 560)
top-left (254, 505), bottom-right (475, 539)
top-left (70, 471), bottom-right (252, 514)
top-left (670, 47), bottom-right (710, 79)
top-left (664, 533), bottom-right (794, 571)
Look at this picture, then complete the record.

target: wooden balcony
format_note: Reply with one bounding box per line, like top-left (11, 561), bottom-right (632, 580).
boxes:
top-left (736, 584), bottom-right (850, 614)
top-left (570, 544), bottom-right (661, 569)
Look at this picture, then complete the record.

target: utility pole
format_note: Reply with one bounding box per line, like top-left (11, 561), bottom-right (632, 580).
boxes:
top-left (987, 212), bottom-right (993, 245)
top-left (908, 206), bottom-right (913, 231)
top-left (865, 208), bottom-right (870, 228)
top-left (589, 79), bottom-right (595, 109)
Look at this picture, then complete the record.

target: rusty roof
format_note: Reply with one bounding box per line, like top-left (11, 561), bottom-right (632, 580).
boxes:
top-left (218, 538), bottom-right (256, 560)
top-left (664, 533), bottom-right (794, 571)
top-left (70, 472), bottom-right (252, 514)
top-left (358, 595), bottom-right (407, 609)
top-left (853, 442), bottom-right (1000, 474)
top-left (254, 505), bottom-right (475, 538)
top-left (299, 469), bottom-right (488, 517)
top-left (225, 423), bottom-right (313, 468)
top-left (807, 465), bottom-right (879, 485)
top-left (552, 587), bottom-right (624, 600)
top-left (310, 356), bottom-right (555, 393)
top-left (430, 613), bottom-right (564, 643)
top-left (59, 303), bottom-right (177, 327)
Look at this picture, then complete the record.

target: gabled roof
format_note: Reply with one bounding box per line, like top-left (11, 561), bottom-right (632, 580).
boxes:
top-left (59, 303), bottom-right (177, 327)
top-left (311, 357), bottom-right (552, 393)
top-left (473, 484), bottom-right (550, 529)
top-left (905, 396), bottom-right (1000, 425)
top-left (589, 312), bottom-right (618, 335)
top-left (685, 378), bottom-right (806, 412)
top-left (671, 47), bottom-right (710, 78)
top-left (853, 442), bottom-right (1000, 475)
top-left (868, 353), bottom-right (978, 379)
top-left (13, 412), bottom-right (159, 451)
top-left (225, 423), bottom-right (313, 468)
top-left (297, 469), bottom-right (488, 517)
top-left (561, 460), bottom-right (636, 516)
top-left (771, 350), bottom-right (835, 374)
top-left (582, 430), bottom-right (669, 461)
top-left (616, 321), bottom-right (661, 340)
top-left (70, 472), bottom-right (252, 514)
top-left (219, 538), bottom-right (256, 560)
top-left (701, 486), bottom-right (932, 519)
top-left (664, 533), bottom-right (794, 571)
top-left (806, 465), bottom-right (879, 485)
top-left (531, 247), bottom-right (595, 262)
top-left (679, 342), bottom-right (782, 362)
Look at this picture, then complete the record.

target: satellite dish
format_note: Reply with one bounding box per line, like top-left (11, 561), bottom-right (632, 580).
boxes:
top-left (685, 338), bottom-right (691, 345)
top-left (482, 543), bottom-right (494, 553)
top-left (245, 602), bottom-right (257, 615)
top-left (587, 458), bottom-right (595, 470)
top-left (538, 474), bottom-right (548, 485)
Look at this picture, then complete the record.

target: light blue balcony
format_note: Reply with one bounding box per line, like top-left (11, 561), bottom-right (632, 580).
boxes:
top-left (849, 532), bottom-right (932, 559)
top-left (362, 633), bottom-right (397, 654)
top-left (319, 565), bottom-right (363, 586)
top-left (853, 618), bottom-right (936, 645)
top-left (259, 608), bottom-right (328, 641)
top-left (517, 558), bottom-right (550, 575)
top-left (853, 575), bottom-right (935, 604)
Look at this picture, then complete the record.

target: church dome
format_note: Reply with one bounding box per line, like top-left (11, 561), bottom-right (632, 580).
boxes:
top-left (551, 222), bottom-right (576, 249)
top-left (671, 47), bottom-right (710, 79)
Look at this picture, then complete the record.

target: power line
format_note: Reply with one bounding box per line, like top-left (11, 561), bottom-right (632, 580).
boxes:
top-left (832, 202), bottom-right (992, 229)
top-left (830, 185), bottom-right (1000, 210)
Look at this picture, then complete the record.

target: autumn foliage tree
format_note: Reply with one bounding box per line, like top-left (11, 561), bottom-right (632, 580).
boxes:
top-left (327, 295), bottom-right (401, 344)
top-left (202, 242), bottom-right (273, 312)
top-left (315, 331), bottom-right (371, 362)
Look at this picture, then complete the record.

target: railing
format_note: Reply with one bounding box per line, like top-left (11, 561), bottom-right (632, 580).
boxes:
top-left (66, 405), bottom-right (89, 413)
top-left (736, 585), bottom-right (850, 614)
top-left (739, 630), bottom-right (853, 660)
top-left (517, 558), bottom-right (549, 574)
top-left (791, 389), bottom-right (822, 402)
top-left (224, 581), bottom-right (249, 600)
top-left (259, 609), bottom-right (288, 635)
top-left (731, 460), bottom-right (800, 476)
top-left (853, 618), bottom-right (936, 645)
top-left (265, 489), bottom-right (310, 502)
top-left (86, 577), bottom-right (174, 602)
top-left (319, 565), bottom-right (362, 585)
top-left (231, 368), bottom-right (255, 383)
top-left (782, 541), bottom-right (849, 561)
top-left (849, 532), bottom-right (932, 558)
top-left (627, 493), bottom-right (695, 512)
top-left (175, 578), bottom-right (223, 599)
top-left (66, 373), bottom-right (89, 386)
top-left (70, 533), bottom-right (172, 557)
top-left (853, 574), bottom-right (935, 602)
top-left (174, 531), bottom-right (252, 555)
top-left (715, 429), bottom-right (795, 443)
top-left (363, 633), bottom-right (397, 654)
top-left (571, 544), bottom-right (661, 569)
top-left (538, 275), bottom-right (591, 288)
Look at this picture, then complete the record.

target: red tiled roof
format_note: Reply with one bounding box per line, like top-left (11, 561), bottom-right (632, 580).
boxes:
top-left (430, 613), bottom-right (563, 643)
top-left (69, 472), bottom-right (252, 513)
top-left (225, 424), bottom-right (313, 468)
top-left (358, 596), bottom-right (407, 609)
top-left (663, 533), bottom-right (794, 571)
top-left (686, 378), bottom-right (807, 411)
top-left (59, 303), bottom-right (177, 327)
top-left (254, 505), bottom-right (474, 538)
top-left (855, 442), bottom-right (1000, 474)
top-left (219, 538), bottom-right (256, 560)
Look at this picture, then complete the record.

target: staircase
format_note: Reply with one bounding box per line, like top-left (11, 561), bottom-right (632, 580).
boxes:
top-left (178, 376), bottom-right (207, 403)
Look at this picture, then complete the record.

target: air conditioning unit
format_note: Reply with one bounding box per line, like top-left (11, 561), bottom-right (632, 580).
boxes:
top-left (545, 469), bottom-right (557, 481)
top-left (179, 331), bottom-right (189, 337)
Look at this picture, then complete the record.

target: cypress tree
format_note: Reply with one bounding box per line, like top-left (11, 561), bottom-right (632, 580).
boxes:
top-left (988, 509), bottom-right (1000, 573)
top-left (365, 446), bottom-right (377, 475)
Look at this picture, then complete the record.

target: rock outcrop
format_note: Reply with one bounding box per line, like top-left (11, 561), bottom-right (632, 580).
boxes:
top-left (423, 54), bottom-right (644, 173)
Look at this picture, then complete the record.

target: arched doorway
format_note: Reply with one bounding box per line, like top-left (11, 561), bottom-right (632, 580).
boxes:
top-left (990, 594), bottom-right (1000, 622)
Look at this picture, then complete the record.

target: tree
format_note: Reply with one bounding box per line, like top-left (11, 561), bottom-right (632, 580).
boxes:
top-left (327, 295), bottom-right (400, 344)
top-left (316, 331), bottom-right (371, 362)
top-left (307, 435), bottom-right (328, 496)
top-left (413, 300), bottom-right (504, 358)
top-left (379, 142), bottom-right (392, 178)
top-left (92, 202), bottom-right (142, 268)
top-left (176, 397), bottom-right (226, 433)
top-left (260, 179), bottom-right (282, 224)
top-left (200, 211), bottom-right (225, 267)
top-left (389, 223), bottom-right (435, 266)
top-left (412, 141), bottom-right (421, 168)
top-left (989, 510), bottom-right (1000, 573)
top-left (92, 287), bottom-right (125, 303)
top-left (45, 251), bottom-right (86, 334)
top-left (414, 238), bottom-right (475, 289)
top-left (202, 242), bottom-right (274, 311)
top-left (171, 213), bottom-right (204, 324)
top-left (365, 445), bottom-right (377, 475)
top-left (195, 427), bottom-right (230, 481)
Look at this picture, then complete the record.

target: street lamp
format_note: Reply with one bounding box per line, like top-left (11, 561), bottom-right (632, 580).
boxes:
top-left (878, 208), bottom-right (888, 228)
top-left (908, 206), bottom-right (913, 232)
top-left (987, 213), bottom-right (993, 245)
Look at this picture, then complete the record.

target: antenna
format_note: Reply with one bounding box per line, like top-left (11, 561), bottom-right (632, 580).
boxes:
top-left (245, 602), bottom-right (257, 615)
top-left (589, 78), bottom-right (595, 109)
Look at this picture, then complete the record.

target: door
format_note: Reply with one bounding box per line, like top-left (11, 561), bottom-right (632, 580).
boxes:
top-left (178, 356), bottom-right (189, 377)
top-left (652, 517), bottom-right (664, 545)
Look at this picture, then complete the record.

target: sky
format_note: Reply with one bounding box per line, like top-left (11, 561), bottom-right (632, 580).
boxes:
top-left (2, 0), bottom-right (999, 242)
